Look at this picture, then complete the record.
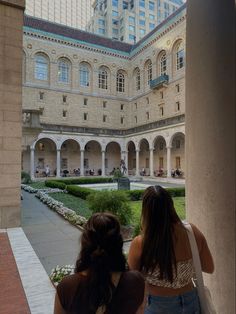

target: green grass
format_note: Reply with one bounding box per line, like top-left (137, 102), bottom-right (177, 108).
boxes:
top-left (28, 181), bottom-right (47, 189)
top-left (48, 192), bottom-right (92, 219)
top-left (130, 197), bottom-right (186, 226)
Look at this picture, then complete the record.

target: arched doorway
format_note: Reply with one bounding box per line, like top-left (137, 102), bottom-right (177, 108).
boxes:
top-left (170, 132), bottom-right (185, 177)
top-left (34, 138), bottom-right (57, 177)
top-left (60, 139), bottom-right (80, 176)
top-left (105, 142), bottom-right (121, 175)
top-left (153, 136), bottom-right (167, 176)
top-left (84, 141), bottom-right (102, 176)
top-left (127, 141), bottom-right (136, 175)
top-left (139, 139), bottom-right (150, 176)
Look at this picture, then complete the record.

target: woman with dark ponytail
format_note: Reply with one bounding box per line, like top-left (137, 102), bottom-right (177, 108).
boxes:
top-left (128, 186), bottom-right (214, 314)
top-left (54, 212), bottom-right (144, 314)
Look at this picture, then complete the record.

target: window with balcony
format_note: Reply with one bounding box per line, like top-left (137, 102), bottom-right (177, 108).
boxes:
top-left (159, 51), bottom-right (167, 75)
top-left (146, 60), bottom-right (153, 85)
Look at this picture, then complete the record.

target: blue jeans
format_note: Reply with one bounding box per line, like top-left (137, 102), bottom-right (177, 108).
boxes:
top-left (144, 289), bottom-right (201, 314)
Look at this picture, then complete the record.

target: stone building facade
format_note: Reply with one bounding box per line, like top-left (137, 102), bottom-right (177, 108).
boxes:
top-left (22, 4), bottom-right (186, 179)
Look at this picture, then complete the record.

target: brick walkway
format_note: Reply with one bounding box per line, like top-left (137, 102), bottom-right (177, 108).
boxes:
top-left (0, 232), bottom-right (31, 314)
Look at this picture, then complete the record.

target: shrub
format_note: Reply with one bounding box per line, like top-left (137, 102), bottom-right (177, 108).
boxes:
top-left (50, 177), bottom-right (113, 185)
top-left (87, 190), bottom-right (132, 225)
top-left (166, 187), bottom-right (185, 197)
top-left (66, 185), bottom-right (94, 200)
top-left (45, 180), bottom-right (66, 190)
top-left (126, 190), bottom-right (144, 201)
top-left (21, 171), bottom-right (32, 184)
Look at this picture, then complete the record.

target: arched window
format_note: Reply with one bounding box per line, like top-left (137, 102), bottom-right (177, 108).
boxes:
top-left (35, 54), bottom-right (48, 80)
top-left (58, 58), bottom-right (70, 83)
top-left (116, 71), bottom-right (125, 92)
top-left (159, 51), bottom-right (167, 75)
top-left (79, 63), bottom-right (90, 87)
top-left (135, 68), bottom-right (141, 91)
top-left (98, 67), bottom-right (108, 89)
top-left (146, 60), bottom-right (152, 85)
top-left (176, 41), bottom-right (184, 70)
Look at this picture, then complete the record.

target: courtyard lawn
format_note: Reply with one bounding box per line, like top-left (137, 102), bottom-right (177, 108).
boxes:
top-left (130, 197), bottom-right (186, 226)
top-left (48, 192), bottom-right (92, 219)
top-left (48, 192), bottom-right (185, 226)
top-left (28, 181), bottom-right (47, 189)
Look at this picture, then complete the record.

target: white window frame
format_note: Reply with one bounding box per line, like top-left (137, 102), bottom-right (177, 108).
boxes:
top-left (35, 54), bottom-right (48, 81)
top-left (58, 59), bottom-right (70, 83)
top-left (116, 72), bottom-right (125, 92)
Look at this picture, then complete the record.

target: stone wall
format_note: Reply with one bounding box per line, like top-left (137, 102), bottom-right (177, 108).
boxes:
top-left (0, 0), bottom-right (25, 228)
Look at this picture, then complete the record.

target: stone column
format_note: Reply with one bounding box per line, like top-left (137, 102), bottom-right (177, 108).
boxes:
top-left (135, 149), bottom-right (140, 176)
top-left (80, 150), bottom-right (84, 176)
top-left (166, 146), bottom-right (172, 178)
top-left (0, 0), bottom-right (25, 228)
top-left (101, 150), bottom-right (105, 176)
top-left (56, 149), bottom-right (61, 177)
top-left (149, 148), bottom-right (154, 177)
top-left (30, 148), bottom-right (35, 180)
top-left (186, 1), bottom-right (235, 313)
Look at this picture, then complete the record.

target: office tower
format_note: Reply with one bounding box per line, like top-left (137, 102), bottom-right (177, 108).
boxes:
top-left (87, 0), bottom-right (184, 43)
top-left (25, 0), bottom-right (93, 30)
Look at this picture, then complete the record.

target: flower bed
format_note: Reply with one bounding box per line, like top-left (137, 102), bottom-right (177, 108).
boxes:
top-left (35, 191), bottom-right (87, 227)
top-left (50, 265), bottom-right (74, 286)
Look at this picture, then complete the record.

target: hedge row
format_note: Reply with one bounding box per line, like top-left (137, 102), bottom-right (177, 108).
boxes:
top-left (46, 177), bottom-right (113, 186)
top-left (66, 185), bottom-right (95, 200)
top-left (45, 178), bottom-right (185, 200)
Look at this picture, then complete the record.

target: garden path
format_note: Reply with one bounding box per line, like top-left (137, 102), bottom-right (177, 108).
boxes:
top-left (21, 190), bottom-right (81, 275)
top-left (21, 190), bottom-right (131, 275)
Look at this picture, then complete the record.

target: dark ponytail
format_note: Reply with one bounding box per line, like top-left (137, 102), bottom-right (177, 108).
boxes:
top-left (75, 213), bottom-right (127, 313)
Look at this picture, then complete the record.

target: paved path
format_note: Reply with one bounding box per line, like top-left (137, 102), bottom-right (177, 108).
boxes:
top-left (21, 190), bottom-right (82, 275)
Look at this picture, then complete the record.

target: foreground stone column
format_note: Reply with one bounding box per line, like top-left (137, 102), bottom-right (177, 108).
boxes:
top-left (0, 0), bottom-right (25, 228)
top-left (56, 149), bottom-right (61, 177)
top-left (80, 150), bottom-right (84, 176)
top-left (185, 1), bottom-right (235, 313)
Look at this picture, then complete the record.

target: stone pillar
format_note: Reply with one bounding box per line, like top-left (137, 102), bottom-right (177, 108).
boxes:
top-left (30, 148), bottom-right (35, 180)
top-left (166, 146), bottom-right (172, 178)
top-left (56, 149), bottom-right (61, 177)
top-left (101, 150), bottom-right (105, 176)
top-left (149, 148), bottom-right (154, 177)
top-left (186, 1), bottom-right (235, 313)
top-left (0, 0), bottom-right (25, 228)
top-left (135, 149), bottom-right (140, 176)
top-left (80, 150), bottom-right (84, 176)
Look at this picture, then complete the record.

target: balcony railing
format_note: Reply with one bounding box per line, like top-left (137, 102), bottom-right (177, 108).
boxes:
top-left (150, 74), bottom-right (169, 89)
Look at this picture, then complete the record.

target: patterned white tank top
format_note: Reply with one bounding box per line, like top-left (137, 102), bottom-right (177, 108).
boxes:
top-left (144, 258), bottom-right (194, 289)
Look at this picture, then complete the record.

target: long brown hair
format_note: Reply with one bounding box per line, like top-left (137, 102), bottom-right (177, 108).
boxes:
top-left (140, 185), bottom-right (182, 282)
top-left (75, 213), bottom-right (127, 313)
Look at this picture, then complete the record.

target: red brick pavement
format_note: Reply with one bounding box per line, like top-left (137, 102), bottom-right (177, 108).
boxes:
top-left (0, 232), bottom-right (31, 314)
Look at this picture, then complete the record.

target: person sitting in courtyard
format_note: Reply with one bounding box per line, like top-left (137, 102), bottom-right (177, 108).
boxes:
top-left (54, 213), bottom-right (145, 314)
top-left (141, 167), bottom-right (146, 176)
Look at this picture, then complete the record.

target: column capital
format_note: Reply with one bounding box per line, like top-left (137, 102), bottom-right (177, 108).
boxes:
top-left (135, 149), bottom-right (140, 153)
top-left (80, 149), bottom-right (85, 153)
top-left (57, 148), bottom-right (61, 152)
top-left (30, 147), bottom-right (35, 151)
top-left (167, 145), bottom-right (172, 149)
top-left (149, 147), bottom-right (154, 152)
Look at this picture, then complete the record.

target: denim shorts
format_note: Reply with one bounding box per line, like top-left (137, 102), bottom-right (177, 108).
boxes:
top-left (144, 288), bottom-right (201, 314)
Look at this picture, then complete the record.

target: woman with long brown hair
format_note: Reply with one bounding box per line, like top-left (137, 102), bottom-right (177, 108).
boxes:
top-left (128, 186), bottom-right (214, 313)
top-left (54, 212), bottom-right (144, 314)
